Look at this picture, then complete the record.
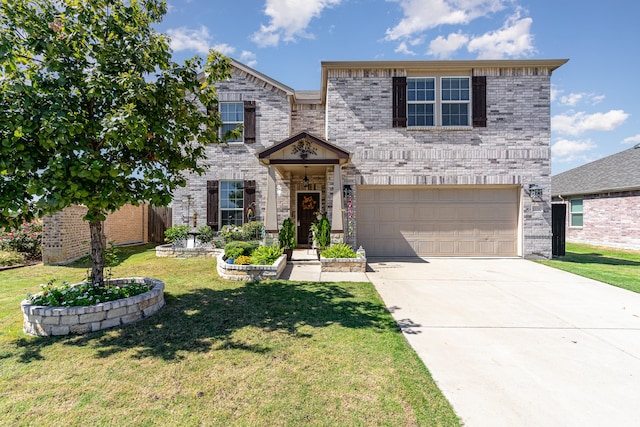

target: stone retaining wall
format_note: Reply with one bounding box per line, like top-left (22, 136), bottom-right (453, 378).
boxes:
top-left (216, 254), bottom-right (287, 281)
top-left (320, 256), bottom-right (367, 272)
top-left (155, 244), bottom-right (222, 258)
top-left (21, 278), bottom-right (165, 336)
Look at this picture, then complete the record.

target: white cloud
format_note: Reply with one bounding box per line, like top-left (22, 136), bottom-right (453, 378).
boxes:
top-left (559, 92), bottom-right (605, 107)
top-left (466, 13), bottom-right (534, 59)
top-left (622, 134), bottom-right (640, 145)
top-left (167, 26), bottom-right (212, 55)
top-left (550, 86), bottom-right (561, 103)
top-left (395, 41), bottom-right (417, 55)
top-left (552, 110), bottom-right (629, 136)
top-left (427, 32), bottom-right (469, 58)
top-left (252, 0), bottom-right (342, 47)
top-left (551, 138), bottom-right (597, 162)
top-left (212, 43), bottom-right (236, 56)
top-left (240, 51), bottom-right (258, 67)
top-left (385, 0), bottom-right (508, 41)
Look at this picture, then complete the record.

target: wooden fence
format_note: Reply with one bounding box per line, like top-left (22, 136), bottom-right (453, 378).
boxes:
top-left (148, 206), bottom-right (172, 243)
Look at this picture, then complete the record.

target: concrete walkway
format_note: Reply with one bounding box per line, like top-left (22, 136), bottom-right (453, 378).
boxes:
top-left (366, 258), bottom-right (640, 427)
top-left (279, 248), bottom-right (369, 282)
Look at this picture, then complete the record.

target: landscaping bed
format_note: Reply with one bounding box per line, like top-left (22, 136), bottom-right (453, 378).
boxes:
top-left (216, 253), bottom-right (287, 281)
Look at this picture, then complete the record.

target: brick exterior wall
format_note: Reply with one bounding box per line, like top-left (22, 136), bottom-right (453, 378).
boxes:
top-left (42, 204), bottom-right (149, 264)
top-left (178, 62), bottom-right (556, 258)
top-left (557, 191), bottom-right (640, 250)
top-left (325, 68), bottom-right (552, 258)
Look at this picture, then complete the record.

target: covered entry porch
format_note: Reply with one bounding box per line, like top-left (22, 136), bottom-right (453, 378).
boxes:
top-left (257, 132), bottom-right (351, 246)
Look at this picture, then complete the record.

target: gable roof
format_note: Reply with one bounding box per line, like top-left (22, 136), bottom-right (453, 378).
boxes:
top-left (552, 145), bottom-right (640, 196)
top-left (257, 131), bottom-right (350, 163)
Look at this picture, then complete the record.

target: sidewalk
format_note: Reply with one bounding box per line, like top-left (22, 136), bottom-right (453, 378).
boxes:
top-left (279, 248), bottom-right (369, 282)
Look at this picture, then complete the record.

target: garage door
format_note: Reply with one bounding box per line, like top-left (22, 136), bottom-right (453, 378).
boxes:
top-left (357, 186), bottom-right (519, 257)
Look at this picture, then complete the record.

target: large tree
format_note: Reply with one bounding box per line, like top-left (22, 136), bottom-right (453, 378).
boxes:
top-left (0, 0), bottom-right (231, 285)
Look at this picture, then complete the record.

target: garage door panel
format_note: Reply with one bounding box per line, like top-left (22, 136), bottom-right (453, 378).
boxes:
top-left (358, 187), bottom-right (519, 257)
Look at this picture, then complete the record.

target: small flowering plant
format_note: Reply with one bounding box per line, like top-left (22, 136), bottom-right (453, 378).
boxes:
top-left (27, 279), bottom-right (152, 307)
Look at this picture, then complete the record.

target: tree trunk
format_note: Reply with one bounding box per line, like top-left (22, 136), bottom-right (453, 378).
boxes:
top-left (89, 219), bottom-right (106, 286)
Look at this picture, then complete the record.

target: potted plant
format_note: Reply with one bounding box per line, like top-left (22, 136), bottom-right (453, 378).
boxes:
top-left (279, 217), bottom-right (297, 260)
top-left (312, 214), bottom-right (331, 259)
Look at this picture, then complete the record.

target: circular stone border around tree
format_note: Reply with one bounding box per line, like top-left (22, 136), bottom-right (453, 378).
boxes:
top-left (21, 278), bottom-right (165, 337)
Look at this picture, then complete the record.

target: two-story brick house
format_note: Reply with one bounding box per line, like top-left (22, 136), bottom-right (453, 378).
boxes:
top-left (173, 58), bottom-right (567, 258)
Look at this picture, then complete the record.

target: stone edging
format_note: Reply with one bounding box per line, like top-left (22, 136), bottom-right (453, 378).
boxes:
top-left (155, 243), bottom-right (222, 258)
top-left (216, 253), bottom-right (287, 281)
top-left (320, 256), bottom-right (367, 272)
top-left (21, 278), bottom-right (165, 336)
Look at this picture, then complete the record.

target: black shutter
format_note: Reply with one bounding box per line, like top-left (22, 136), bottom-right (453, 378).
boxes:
top-left (206, 180), bottom-right (219, 229)
top-left (472, 76), bottom-right (487, 128)
top-left (244, 101), bottom-right (256, 144)
top-left (243, 180), bottom-right (256, 222)
top-left (206, 102), bottom-right (219, 117)
top-left (392, 76), bottom-right (407, 128)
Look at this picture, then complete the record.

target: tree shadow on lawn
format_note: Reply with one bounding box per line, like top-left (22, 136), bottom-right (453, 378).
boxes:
top-left (563, 252), bottom-right (640, 266)
top-left (15, 280), bottom-right (398, 362)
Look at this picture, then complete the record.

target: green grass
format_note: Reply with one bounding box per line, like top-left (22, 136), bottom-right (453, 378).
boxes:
top-left (538, 242), bottom-right (640, 293)
top-left (0, 244), bottom-right (459, 426)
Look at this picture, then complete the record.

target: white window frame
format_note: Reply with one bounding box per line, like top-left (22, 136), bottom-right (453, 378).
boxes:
top-left (407, 76), bottom-right (471, 128)
top-left (220, 102), bottom-right (244, 143)
top-left (569, 198), bottom-right (583, 227)
top-left (219, 180), bottom-right (244, 228)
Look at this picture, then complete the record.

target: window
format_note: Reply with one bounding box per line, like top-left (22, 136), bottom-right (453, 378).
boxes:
top-left (220, 181), bottom-right (244, 227)
top-left (441, 78), bottom-right (470, 126)
top-left (407, 78), bottom-right (435, 127)
top-left (220, 102), bottom-right (244, 142)
top-left (399, 76), bottom-right (474, 128)
top-left (570, 198), bottom-right (583, 227)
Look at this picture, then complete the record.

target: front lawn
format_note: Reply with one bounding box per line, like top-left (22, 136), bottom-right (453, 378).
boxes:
top-left (538, 242), bottom-right (640, 293)
top-left (0, 244), bottom-right (459, 426)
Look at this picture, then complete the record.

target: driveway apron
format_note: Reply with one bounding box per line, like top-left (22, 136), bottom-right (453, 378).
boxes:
top-left (366, 258), bottom-right (640, 427)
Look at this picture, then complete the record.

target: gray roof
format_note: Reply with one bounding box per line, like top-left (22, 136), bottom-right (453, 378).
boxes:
top-left (552, 144), bottom-right (640, 196)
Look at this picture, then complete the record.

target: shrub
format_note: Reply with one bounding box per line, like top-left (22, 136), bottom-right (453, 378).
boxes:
top-left (224, 241), bottom-right (259, 259)
top-left (221, 222), bottom-right (264, 243)
top-left (321, 243), bottom-right (358, 259)
top-left (196, 225), bottom-right (217, 244)
top-left (0, 219), bottom-right (42, 259)
top-left (27, 279), bottom-right (152, 307)
top-left (242, 221), bottom-right (264, 240)
top-left (234, 255), bottom-right (252, 265)
top-left (313, 215), bottom-right (331, 249)
top-left (0, 250), bottom-right (24, 266)
top-left (164, 225), bottom-right (190, 244)
top-left (220, 225), bottom-right (243, 243)
top-left (251, 244), bottom-right (284, 265)
top-left (278, 218), bottom-right (296, 249)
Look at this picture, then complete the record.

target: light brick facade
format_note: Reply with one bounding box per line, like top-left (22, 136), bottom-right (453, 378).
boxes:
top-left (176, 59), bottom-right (566, 259)
top-left (555, 191), bottom-right (640, 251)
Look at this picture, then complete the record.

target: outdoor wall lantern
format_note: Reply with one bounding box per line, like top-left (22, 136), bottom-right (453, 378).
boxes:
top-left (303, 166), bottom-right (309, 188)
top-left (528, 184), bottom-right (543, 199)
top-left (343, 184), bottom-right (352, 198)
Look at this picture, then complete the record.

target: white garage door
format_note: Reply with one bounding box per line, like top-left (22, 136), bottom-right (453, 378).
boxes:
top-left (357, 186), bottom-right (520, 257)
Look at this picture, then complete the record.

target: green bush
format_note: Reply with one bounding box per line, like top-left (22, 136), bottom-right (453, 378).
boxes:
top-left (220, 225), bottom-right (244, 243)
top-left (251, 244), bottom-right (284, 265)
top-left (242, 221), bottom-right (264, 240)
top-left (278, 217), bottom-right (296, 249)
top-left (0, 250), bottom-right (24, 266)
top-left (234, 255), bottom-right (252, 265)
top-left (196, 225), bottom-right (217, 244)
top-left (220, 222), bottom-right (264, 243)
top-left (0, 219), bottom-right (42, 259)
top-left (314, 215), bottom-right (331, 249)
top-left (164, 225), bottom-right (190, 243)
top-left (224, 241), bottom-right (259, 259)
top-left (321, 243), bottom-right (358, 259)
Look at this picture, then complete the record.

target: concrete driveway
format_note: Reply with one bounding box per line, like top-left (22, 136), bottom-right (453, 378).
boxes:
top-left (366, 258), bottom-right (640, 427)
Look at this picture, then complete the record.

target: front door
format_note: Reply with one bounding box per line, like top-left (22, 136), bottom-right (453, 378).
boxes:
top-left (297, 192), bottom-right (320, 245)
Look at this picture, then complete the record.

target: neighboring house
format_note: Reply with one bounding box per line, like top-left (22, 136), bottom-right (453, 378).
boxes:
top-left (552, 145), bottom-right (640, 251)
top-left (173, 58), bottom-right (567, 258)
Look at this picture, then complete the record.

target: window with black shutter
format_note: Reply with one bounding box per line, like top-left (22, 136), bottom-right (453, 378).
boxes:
top-left (244, 101), bottom-right (256, 144)
top-left (392, 76), bottom-right (407, 128)
top-left (472, 76), bottom-right (487, 128)
top-left (206, 180), bottom-right (219, 229)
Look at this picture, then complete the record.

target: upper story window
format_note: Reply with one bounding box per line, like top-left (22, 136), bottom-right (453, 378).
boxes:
top-left (569, 198), bottom-right (583, 227)
top-left (220, 102), bottom-right (244, 143)
top-left (406, 77), bottom-right (470, 128)
top-left (393, 76), bottom-right (485, 128)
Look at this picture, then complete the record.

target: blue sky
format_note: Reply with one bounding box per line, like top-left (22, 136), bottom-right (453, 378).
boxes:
top-left (155, 0), bottom-right (640, 175)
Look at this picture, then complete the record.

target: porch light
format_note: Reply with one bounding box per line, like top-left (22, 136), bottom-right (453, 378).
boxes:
top-left (528, 184), bottom-right (543, 199)
top-left (303, 166), bottom-right (309, 188)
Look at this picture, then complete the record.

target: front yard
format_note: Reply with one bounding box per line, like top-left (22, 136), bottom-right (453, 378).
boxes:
top-left (538, 242), bottom-right (640, 293)
top-left (0, 244), bottom-right (458, 426)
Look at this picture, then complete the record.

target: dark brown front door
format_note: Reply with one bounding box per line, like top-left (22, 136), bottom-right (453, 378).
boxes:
top-left (297, 192), bottom-right (320, 245)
